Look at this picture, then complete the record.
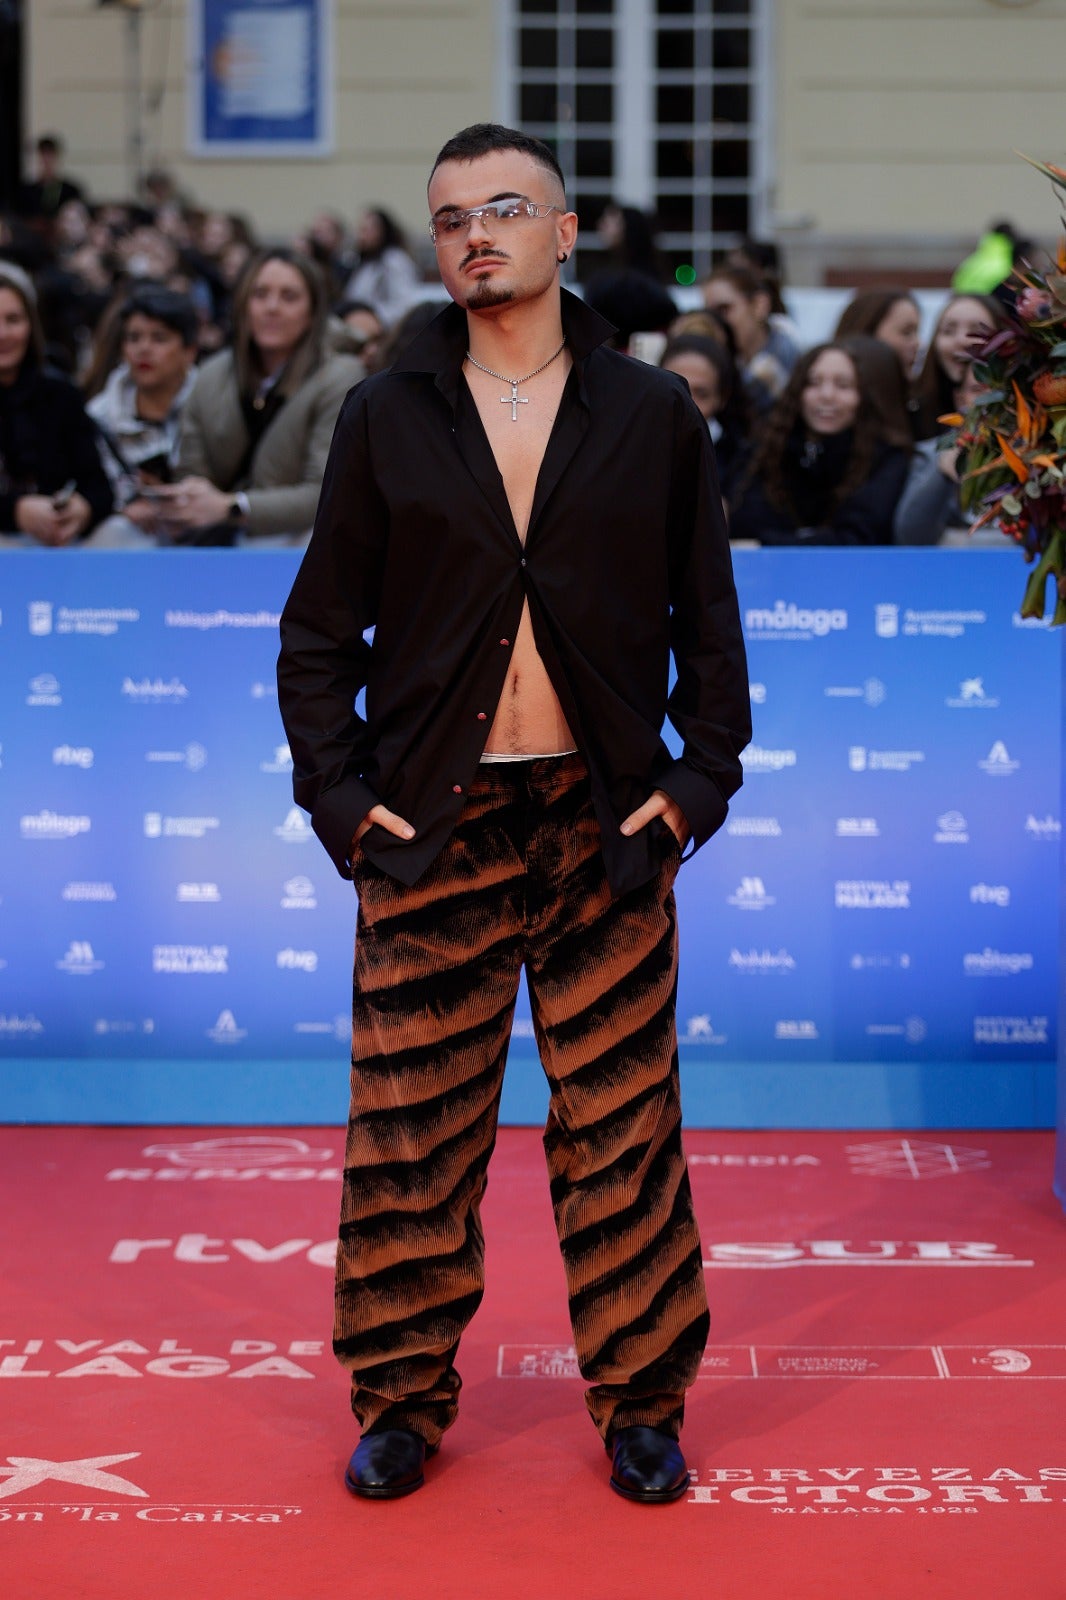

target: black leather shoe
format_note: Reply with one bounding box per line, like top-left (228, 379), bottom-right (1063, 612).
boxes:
top-left (344, 1428), bottom-right (430, 1499)
top-left (608, 1425), bottom-right (690, 1503)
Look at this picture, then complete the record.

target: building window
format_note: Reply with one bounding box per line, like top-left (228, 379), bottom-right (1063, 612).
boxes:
top-left (502, 0), bottom-right (771, 284)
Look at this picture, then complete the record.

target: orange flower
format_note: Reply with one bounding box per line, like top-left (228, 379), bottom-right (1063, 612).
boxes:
top-left (994, 432), bottom-right (1031, 484)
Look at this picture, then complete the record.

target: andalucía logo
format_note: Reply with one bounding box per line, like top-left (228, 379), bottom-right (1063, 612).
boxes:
top-left (207, 1009), bottom-right (247, 1043)
top-left (274, 808), bottom-right (312, 842)
top-left (979, 741), bottom-right (1019, 776)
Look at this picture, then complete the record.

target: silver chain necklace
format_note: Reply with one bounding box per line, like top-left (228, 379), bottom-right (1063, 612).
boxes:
top-left (465, 339), bottom-right (567, 420)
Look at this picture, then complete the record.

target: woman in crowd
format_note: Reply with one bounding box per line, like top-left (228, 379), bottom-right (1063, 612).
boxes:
top-left (834, 287), bottom-right (923, 379)
top-left (837, 333), bottom-right (915, 448)
top-left (342, 207), bottom-right (422, 328)
top-left (729, 338), bottom-right (912, 546)
top-left (659, 332), bottom-right (752, 505)
top-left (153, 248), bottom-right (363, 546)
top-left (595, 202), bottom-right (663, 280)
top-left (701, 263), bottom-right (799, 410)
top-left (911, 292), bottom-right (1008, 439)
top-left (895, 358), bottom-right (988, 545)
top-left (0, 262), bottom-right (112, 544)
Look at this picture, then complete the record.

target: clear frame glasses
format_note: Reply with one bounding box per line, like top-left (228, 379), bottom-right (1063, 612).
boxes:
top-left (429, 196), bottom-right (562, 245)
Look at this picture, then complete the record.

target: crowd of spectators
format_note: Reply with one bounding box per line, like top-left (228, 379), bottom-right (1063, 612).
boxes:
top-left (0, 137), bottom-right (1029, 550)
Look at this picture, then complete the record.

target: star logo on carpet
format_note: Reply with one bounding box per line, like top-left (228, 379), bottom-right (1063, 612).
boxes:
top-left (0, 1453), bottom-right (148, 1500)
top-left (846, 1139), bottom-right (991, 1179)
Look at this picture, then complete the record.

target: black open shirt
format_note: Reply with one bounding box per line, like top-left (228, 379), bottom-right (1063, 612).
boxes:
top-left (277, 290), bottom-right (750, 898)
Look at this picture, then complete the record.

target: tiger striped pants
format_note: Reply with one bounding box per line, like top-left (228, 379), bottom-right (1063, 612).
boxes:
top-left (335, 753), bottom-right (709, 1447)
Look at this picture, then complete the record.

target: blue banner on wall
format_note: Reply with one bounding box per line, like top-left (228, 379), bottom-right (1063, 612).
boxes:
top-left (188, 0), bottom-right (332, 156)
top-left (0, 550), bottom-right (1060, 1128)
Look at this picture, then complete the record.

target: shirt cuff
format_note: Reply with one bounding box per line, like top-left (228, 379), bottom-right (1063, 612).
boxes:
top-left (655, 759), bottom-right (729, 855)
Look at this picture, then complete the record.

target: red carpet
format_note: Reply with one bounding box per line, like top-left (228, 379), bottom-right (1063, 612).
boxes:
top-left (2, 1126), bottom-right (1064, 1598)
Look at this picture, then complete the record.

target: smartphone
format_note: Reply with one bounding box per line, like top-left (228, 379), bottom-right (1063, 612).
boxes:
top-left (52, 480), bottom-right (77, 511)
top-left (137, 454), bottom-right (173, 483)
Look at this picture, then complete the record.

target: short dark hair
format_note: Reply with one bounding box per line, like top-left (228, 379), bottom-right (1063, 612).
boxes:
top-left (119, 285), bottom-right (199, 348)
top-left (430, 124), bottom-right (566, 196)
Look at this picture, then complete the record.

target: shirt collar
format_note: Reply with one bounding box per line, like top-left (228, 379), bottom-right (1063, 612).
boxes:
top-left (390, 287), bottom-right (616, 403)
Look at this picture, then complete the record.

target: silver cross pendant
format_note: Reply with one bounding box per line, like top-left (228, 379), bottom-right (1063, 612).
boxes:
top-left (502, 381), bottom-right (529, 421)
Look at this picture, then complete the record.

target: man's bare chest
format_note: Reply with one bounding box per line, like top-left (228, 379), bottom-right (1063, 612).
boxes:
top-left (465, 360), bottom-right (570, 543)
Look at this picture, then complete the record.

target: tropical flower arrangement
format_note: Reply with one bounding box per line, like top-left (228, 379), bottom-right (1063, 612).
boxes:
top-left (946, 155), bottom-right (1066, 625)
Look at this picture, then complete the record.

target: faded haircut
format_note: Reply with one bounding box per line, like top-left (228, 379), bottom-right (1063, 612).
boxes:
top-left (430, 124), bottom-right (566, 199)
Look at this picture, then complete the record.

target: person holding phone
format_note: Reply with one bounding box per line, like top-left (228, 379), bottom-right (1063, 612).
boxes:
top-left (84, 286), bottom-right (200, 547)
top-left (0, 262), bottom-right (112, 546)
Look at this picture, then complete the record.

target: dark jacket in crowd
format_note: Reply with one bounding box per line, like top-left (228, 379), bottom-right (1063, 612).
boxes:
top-left (0, 366), bottom-right (113, 535)
top-left (729, 426), bottom-right (909, 547)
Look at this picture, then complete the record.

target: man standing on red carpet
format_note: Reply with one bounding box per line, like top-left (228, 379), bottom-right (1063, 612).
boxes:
top-left (277, 124), bottom-right (750, 1503)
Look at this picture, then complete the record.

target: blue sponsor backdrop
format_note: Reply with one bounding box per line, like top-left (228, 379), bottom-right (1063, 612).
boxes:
top-left (0, 550), bottom-right (1061, 1132)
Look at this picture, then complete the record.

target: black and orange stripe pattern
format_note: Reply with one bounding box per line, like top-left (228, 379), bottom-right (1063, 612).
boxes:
top-left (335, 754), bottom-right (709, 1446)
